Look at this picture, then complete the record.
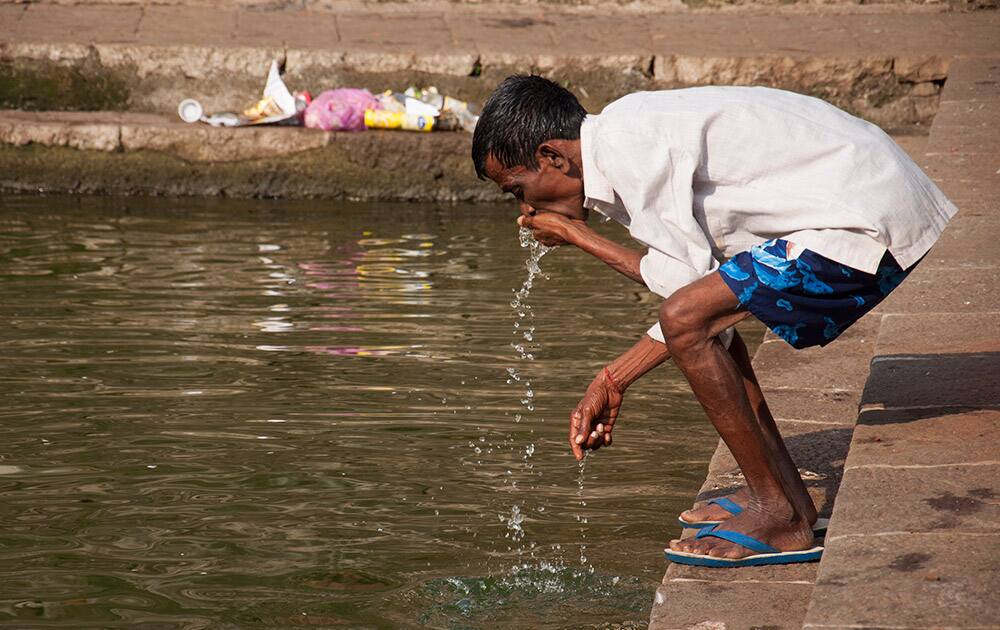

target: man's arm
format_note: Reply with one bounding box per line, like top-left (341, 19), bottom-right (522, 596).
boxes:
top-left (518, 213), bottom-right (645, 286)
top-left (605, 333), bottom-right (671, 389)
top-left (570, 334), bottom-right (671, 459)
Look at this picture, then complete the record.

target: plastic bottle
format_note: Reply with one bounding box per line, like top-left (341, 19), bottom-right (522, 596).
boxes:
top-left (363, 109), bottom-right (435, 132)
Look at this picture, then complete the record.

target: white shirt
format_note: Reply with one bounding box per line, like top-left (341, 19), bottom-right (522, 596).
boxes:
top-left (580, 86), bottom-right (957, 343)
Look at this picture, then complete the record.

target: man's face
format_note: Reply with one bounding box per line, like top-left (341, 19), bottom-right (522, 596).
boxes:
top-left (483, 145), bottom-right (587, 221)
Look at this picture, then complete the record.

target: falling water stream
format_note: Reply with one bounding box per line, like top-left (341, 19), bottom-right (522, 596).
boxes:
top-left (499, 227), bottom-right (553, 558)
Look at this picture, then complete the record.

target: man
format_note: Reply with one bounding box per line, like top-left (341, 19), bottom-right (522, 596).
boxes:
top-left (471, 75), bottom-right (956, 568)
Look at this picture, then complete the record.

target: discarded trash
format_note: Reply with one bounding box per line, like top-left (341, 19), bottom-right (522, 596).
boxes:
top-left (364, 109), bottom-right (435, 132)
top-left (178, 60), bottom-right (308, 127)
top-left (405, 86), bottom-right (479, 132)
top-left (369, 86), bottom-right (478, 132)
top-left (375, 91), bottom-right (407, 113)
top-left (177, 98), bottom-right (203, 124)
top-left (178, 69), bottom-right (478, 133)
top-left (304, 89), bottom-right (380, 132)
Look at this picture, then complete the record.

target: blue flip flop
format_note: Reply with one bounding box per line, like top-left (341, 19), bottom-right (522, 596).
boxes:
top-left (665, 524), bottom-right (824, 568)
top-left (676, 497), bottom-right (743, 528)
top-left (677, 498), bottom-right (830, 535)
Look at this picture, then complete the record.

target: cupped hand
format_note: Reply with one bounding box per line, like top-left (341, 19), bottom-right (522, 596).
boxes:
top-left (569, 369), bottom-right (624, 460)
top-left (517, 209), bottom-right (575, 248)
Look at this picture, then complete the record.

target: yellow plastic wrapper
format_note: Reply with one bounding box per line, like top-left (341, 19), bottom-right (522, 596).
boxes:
top-left (364, 110), bottom-right (434, 132)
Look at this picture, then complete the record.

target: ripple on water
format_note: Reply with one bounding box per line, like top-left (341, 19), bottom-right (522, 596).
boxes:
top-left (0, 196), bottom-right (740, 628)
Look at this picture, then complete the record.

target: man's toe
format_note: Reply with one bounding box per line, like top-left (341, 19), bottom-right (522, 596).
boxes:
top-left (704, 541), bottom-right (732, 558)
top-left (720, 543), bottom-right (750, 559)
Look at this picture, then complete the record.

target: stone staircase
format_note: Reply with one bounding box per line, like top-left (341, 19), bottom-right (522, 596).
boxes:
top-left (649, 57), bottom-right (1000, 630)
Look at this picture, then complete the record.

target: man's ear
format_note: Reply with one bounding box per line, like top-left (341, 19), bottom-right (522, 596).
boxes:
top-left (537, 142), bottom-right (570, 174)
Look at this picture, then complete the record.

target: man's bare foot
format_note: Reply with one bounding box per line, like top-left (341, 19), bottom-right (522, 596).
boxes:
top-left (669, 507), bottom-right (815, 559)
top-left (680, 488), bottom-right (819, 527)
top-left (679, 488), bottom-right (752, 524)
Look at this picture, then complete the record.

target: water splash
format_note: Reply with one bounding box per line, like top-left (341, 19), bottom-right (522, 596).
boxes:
top-left (418, 561), bottom-right (643, 626)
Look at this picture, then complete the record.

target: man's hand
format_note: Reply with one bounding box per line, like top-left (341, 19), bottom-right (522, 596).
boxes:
top-left (569, 368), bottom-right (624, 460)
top-left (516, 209), bottom-right (579, 248)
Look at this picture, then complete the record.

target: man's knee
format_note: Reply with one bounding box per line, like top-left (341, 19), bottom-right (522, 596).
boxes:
top-left (659, 290), bottom-right (710, 353)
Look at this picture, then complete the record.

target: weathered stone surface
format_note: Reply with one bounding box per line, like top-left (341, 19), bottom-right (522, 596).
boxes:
top-left (928, 121), bottom-right (1000, 154)
top-left (939, 57), bottom-right (1000, 102)
top-left (753, 316), bottom-right (880, 392)
top-left (697, 420), bottom-right (854, 520)
top-left (14, 4), bottom-right (143, 45)
top-left (450, 12), bottom-right (560, 56)
top-left (893, 55), bottom-right (949, 82)
top-left (833, 465), bottom-right (1000, 535)
top-left (759, 388), bottom-right (862, 425)
top-left (805, 532), bottom-right (1000, 628)
top-left (0, 110), bottom-right (489, 200)
top-left (0, 6), bottom-right (25, 41)
top-left (137, 6), bottom-right (238, 46)
top-left (923, 208), bottom-right (1000, 270)
top-left (876, 267), bottom-right (1000, 314)
top-left (875, 312), bottom-right (1000, 356)
top-left (119, 120), bottom-right (331, 162)
top-left (933, 97), bottom-right (1000, 131)
top-left (0, 41), bottom-right (93, 64)
top-left (655, 55), bottom-right (893, 86)
top-left (862, 352), bottom-right (1000, 413)
top-left (94, 43), bottom-right (283, 80)
top-left (851, 408), bottom-right (1000, 468)
top-left (0, 137), bottom-right (495, 202)
top-left (666, 560), bottom-right (819, 585)
top-left (339, 12), bottom-right (454, 53)
top-left (0, 0), bottom-right (969, 10)
top-left (6, 7), bottom-right (998, 127)
top-left (546, 12), bottom-right (654, 57)
top-left (233, 9), bottom-right (339, 48)
top-left (0, 112), bottom-right (121, 151)
top-left (651, 580), bottom-right (814, 629)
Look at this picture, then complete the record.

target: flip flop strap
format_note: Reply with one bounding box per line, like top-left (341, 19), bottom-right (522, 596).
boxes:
top-left (708, 497), bottom-right (744, 516)
top-left (695, 525), bottom-right (778, 553)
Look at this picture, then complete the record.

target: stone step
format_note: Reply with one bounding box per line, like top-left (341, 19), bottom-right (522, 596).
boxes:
top-left (650, 55), bottom-right (999, 630)
top-left (801, 57), bottom-right (1000, 630)
top-left (0, 0), bottom-right (972, 11)
top-left (649, 318), bottom-right (880, 629)
top-left (0, 110), bottom-right (490, 202)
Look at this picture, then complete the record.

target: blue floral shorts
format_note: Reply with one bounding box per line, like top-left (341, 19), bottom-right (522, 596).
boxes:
top-left (718, 239), bottom-right (914, 349)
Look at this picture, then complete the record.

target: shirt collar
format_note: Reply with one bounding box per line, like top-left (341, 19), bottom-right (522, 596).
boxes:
top-left (580, 114), bottom-right (615, 208)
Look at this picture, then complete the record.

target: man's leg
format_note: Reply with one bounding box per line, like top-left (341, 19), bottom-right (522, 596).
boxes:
top-left (680, 331), bottom-right (818, 525)
top-left (662, 272), bottom-right (814, 558)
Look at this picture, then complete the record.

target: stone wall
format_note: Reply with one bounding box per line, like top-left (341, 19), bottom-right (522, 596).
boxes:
top-left (0, 44), bottom-right (949, 130)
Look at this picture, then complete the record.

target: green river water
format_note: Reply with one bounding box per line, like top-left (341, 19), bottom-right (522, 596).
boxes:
top-left (0, 195), bottom-right (762, 629)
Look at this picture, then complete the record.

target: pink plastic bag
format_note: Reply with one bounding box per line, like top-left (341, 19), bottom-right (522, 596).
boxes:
top-left (303, 89), bottom-right (380, 132)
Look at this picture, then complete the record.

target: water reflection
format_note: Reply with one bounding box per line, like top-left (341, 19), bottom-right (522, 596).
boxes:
top-left (0, 195), bottom-right (759, 629)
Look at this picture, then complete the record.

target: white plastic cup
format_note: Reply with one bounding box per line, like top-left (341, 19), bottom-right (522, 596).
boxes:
top-left (177, 99), bottom-right (204, 124)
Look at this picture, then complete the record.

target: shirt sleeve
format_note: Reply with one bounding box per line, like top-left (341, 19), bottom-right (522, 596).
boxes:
top-left (593, 115), bottom-right (732, 347)
top-left (640, 248), bottom-right (734, 348)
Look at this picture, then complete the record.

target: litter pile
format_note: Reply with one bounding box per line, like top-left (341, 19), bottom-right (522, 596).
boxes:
top-left (178, 60), bottom-right (478, 134)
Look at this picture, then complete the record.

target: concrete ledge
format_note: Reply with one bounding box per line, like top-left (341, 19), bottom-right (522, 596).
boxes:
top-left (804, 532), bottom-right (1000, 629)
top-left (652, 580), bottom-right (815, 629)
top-left (0, 110), bottom-right (495, 201)
top-left (0, 1), bottom-right (976, 13)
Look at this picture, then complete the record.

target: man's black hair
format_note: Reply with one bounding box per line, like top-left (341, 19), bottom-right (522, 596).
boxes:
top-left (472, 75), bottom-right (587, 180)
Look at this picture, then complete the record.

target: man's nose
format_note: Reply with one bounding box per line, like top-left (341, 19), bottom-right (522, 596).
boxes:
top-left (519, 202), bottom-right (537, 217)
